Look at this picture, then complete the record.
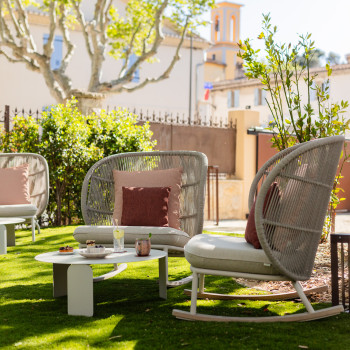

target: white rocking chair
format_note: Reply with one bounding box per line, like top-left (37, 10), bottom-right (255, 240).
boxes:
top-left (173, 136), bottom-right (345, 322)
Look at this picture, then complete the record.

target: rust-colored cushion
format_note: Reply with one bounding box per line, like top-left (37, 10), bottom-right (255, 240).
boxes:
top-left (121, 186), bottom-right (170, 226)
top-left (245, 182), bottom-right (279, 249)
top-left (113, 168), bottom-right (182, 229)
top-left (0, 164), bottom-right (31, 205)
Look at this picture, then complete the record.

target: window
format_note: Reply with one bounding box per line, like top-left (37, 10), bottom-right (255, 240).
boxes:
top-left (128, 54), bottom-right (140, 83)
top-left (254, 88), bottom-right (266, 106)
top-left (229, 16), bottom-right (236, 42)
top-left (214, 15), bottom-right (220, 41)
top-left (228, 90), bottom-right (239, 108)
top-left (43, 34), bottom-right (63, 70)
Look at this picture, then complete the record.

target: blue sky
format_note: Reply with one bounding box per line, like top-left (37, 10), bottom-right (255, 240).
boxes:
top-left (199, 0), bottom-right (350, 62)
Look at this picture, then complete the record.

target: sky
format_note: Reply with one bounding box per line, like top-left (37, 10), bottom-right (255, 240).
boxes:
top-left (199, 0), bottom-right (350, 62)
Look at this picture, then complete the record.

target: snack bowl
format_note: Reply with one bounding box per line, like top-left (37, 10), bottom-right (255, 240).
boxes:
top-left (78, 248), bottom-right (114, 259)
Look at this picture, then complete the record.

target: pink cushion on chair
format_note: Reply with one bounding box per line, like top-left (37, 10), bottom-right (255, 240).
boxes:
top-left (121, 186), bottom-right (170, 226)
top-left (113, 168), bottom-right (182, 229)
top-left (0, 163), bottom-right (31, 205)
top-left (245, 182), bottom-right (280, 249)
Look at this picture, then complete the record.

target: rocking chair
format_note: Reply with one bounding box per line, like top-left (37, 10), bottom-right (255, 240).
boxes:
top-left (173, 136), bottom-right (345, 322)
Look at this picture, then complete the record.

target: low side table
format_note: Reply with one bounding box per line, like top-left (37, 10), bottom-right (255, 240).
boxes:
top-left (35, 248), bottom-right (167, 317)
top-left (0, 218), bottom-right (25, 254)
top-left (331, 233), bottom-right (350, 309)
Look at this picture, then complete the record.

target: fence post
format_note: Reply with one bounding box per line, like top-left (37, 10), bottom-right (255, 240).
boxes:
top-left (4, 105), bottom-right (10, 132)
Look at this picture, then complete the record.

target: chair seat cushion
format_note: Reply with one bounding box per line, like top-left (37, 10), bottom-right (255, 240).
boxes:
top-left (185, 234), bottom-right (281, 275)
top-left (0, 204), bottom-right (37, 217)
top-left (73, 225), bottom-right (190, 248)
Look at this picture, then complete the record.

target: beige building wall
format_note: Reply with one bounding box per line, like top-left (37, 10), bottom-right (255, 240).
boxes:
top-left (210, 64), bottom-right (350, 128)
top-left (0, 13), bottom-right (208, 115)
top-left (204, 63), bottom-right (226, 82)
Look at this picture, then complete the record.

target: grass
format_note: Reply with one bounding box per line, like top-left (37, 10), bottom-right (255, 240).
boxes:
top-left (1, 227), bottom-right (350, 350)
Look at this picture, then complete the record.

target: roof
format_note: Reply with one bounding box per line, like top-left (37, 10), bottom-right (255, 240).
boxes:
top-left (212, 63), bottom-right (350, 91)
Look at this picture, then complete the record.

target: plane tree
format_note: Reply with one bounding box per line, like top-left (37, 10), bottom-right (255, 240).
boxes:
top-left (0, 0), bottom-right (213, 104)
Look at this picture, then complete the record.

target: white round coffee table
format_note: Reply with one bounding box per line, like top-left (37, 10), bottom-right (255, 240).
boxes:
top-left (35, 248), bottom-right (167, 316)
top-left (0, 217), bottom-right (25, 254)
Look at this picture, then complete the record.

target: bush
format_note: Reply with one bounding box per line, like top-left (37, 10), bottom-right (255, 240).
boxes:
top-left (40, 99), bottom-right (102, 226)
top-left (0, 115), bottom-right (40, 153)
top-left (0, 98), bottom-right (156, 226)
top-left (88, 108), bottom-right (156, 157)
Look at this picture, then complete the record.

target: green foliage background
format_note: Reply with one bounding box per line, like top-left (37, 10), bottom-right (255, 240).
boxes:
top-left (0, 98), bottom-right (156, 226)
top-left (238, 14), bottom-right (350, 240)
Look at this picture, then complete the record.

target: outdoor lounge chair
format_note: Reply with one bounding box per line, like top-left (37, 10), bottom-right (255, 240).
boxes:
top-left (73, 151), bottom-right (207, 285)
top-left (173, 136), bottom-right (345, 322)
top-left (0, 153), bottom-right (49, 243)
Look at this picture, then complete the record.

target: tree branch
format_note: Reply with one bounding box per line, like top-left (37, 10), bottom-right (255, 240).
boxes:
top-left (100, 14), bottom-right (189, 94)
top-left (4, 0), bottom-right (22, 39)
top-left (109, 0), bottom-right (169, 86)
top-left (119, 16), bottom-right (190, 94)
top-left (14, 0), bottom-right (36, 50)
top-left (119, 22), bottom-right (141, 79)
top-left (0, 48), bottom-right (25, 63)
top-left (88, 0), bottom-right (108, 90)
top-left (43, 1), bottom-right (56, 57)
top-left (72, 0), bottom-right (93, 58)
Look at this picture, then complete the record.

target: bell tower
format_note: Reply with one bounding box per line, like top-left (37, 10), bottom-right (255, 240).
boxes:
top-left (205, 1), bottom-right (242, 81)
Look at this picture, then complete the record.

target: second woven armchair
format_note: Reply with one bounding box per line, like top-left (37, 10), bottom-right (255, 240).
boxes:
top-left (73, 151), bottom-right (207, 286)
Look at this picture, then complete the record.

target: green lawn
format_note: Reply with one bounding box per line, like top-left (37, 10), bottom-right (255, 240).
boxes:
top-left (1, 226), bottom-right (349, 350)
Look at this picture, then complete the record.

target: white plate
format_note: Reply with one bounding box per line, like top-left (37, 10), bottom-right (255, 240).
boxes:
top-left (58, 250), bottom-right (75, 255)
top-left (78, 249), bottom-right (114, 259)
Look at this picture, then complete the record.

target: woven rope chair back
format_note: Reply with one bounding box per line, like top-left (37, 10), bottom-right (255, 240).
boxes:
top-left (0, 153), bottom-right (49, 217)
top-left (253, 136), bottom-right (344, 281)
top-left (81, 151), bottom-right (208, 238)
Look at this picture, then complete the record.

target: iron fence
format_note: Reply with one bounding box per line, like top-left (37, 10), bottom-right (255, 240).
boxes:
top-left (1, 104), bottom-right (234, 131)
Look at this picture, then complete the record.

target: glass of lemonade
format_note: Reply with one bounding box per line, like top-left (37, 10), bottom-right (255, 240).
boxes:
top-left (113, 220), bottom-right (124, 252)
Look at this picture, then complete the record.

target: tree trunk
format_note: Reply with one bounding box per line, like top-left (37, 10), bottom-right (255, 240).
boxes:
top-left (69, 89), bottom-right (106, 115)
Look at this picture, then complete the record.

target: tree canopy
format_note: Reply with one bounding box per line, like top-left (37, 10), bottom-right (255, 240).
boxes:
top-left (0, 0), bottom-right (213, 103)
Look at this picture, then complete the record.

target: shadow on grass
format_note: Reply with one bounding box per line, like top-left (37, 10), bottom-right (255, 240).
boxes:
top-left (2, 227), bottom-right (350, 349)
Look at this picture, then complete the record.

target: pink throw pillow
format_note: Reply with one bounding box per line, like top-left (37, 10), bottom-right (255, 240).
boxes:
top-left (121, 187), bottom-right (170, 226)
top-left (0, 163), bottom-right (31, 205)
top-left (245, 182), bottom-right (280, 249)
top-left (113, 168), bottom-right (182, 229)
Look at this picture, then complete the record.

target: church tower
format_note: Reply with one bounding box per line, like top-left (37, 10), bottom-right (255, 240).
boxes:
top-left (205, 1), bottom-right (242, 81)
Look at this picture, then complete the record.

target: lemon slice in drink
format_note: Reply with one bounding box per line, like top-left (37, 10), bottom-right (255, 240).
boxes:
top-left (113, 229), bottom-right (124, 239)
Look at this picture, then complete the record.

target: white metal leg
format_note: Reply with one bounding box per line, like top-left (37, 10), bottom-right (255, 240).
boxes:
top-left (6, 224), bottom-right (15, 246)
top-left (199, 274), bottom-right (205, 293)
top-left (0, 224), bottom-right (7, 254)
top-left (292, 281), bottom-right (315, 313)
top-left (53, 263), bottom-right (69, 297)
top-left (35, 219), bottom-right (41, 235)
top-left (190, 271), bottom-right (199, 314)
top-left (67, 265), bottom-right (93, 317)
top-left (158, 256), bottom-right (167, 299)
top-left (31, 217), bottom-right (35, 242)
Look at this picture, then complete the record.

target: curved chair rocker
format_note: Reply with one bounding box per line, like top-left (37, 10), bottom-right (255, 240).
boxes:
top-left (173, 136), bottom-right (345, 322)
top-left (0, 153), bottom-right (49, 243)
top-left (73, 151), bottom-right (207, 285)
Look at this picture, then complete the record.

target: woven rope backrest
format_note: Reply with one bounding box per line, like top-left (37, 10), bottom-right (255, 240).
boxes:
top-left (255, 136), bottom-right (344, 281)
top-left (248, 143), bottom-right (304, 210)
top-left (81, 151), bottom-right (208, 238)
top-left (0, 153), bottom-right (49, 217)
